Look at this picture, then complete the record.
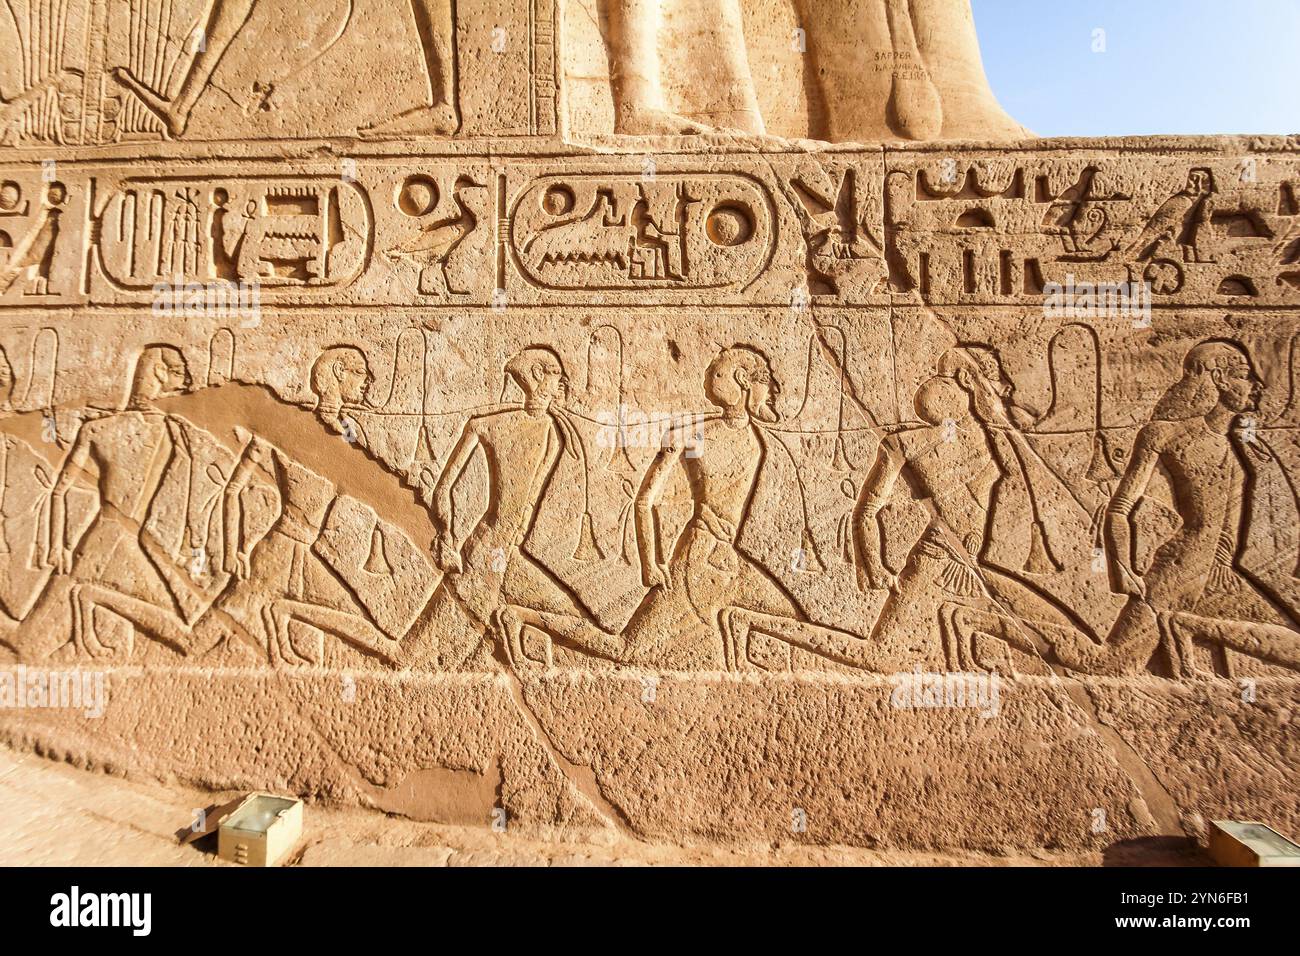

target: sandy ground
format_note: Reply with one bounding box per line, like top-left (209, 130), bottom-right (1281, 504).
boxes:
top-left (0, 746), bottom-right (1211, 866)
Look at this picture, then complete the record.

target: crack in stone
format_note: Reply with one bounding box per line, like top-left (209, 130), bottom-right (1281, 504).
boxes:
top-left (1064, 682), bottom-right (1187, 838)
top-left (497, 667), bottom-right (642, 840)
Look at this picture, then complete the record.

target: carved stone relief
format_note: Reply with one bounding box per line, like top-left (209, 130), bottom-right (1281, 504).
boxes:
top-left (0, 1), bottom-right (1296, 855)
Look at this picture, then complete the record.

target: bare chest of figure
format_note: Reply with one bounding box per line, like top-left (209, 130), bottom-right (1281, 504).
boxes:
top-left (686, 423), bottom-right (761, 526)
top-left (480, 413), bottom-right (556, 529)
top-left (275, 450), bottom-right (334, 529)
top-left (90, 412), bottom-right (168, 513)
top-left (902, 427), bottom-right (992, 502)
top-left (1164, 427), bottom-right (1239, 527)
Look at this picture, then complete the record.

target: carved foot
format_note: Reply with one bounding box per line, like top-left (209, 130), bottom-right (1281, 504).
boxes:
top-left (361, 104), bottom-right (460, 138)
top-left (718, 607), bottom-right (749, 672)
top-left (109, 68), bottom-right (187, 138)
top-left (1051, 629), bottom-right (1156, 677)
top-left (492, 606), bottom-right (552, 671)
top-left (614, 107), bottom-right (711, 136)
top-left (969, 631), bottom-right (1051, 677)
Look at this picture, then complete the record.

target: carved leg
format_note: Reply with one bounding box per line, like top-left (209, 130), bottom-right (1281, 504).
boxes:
top-left (719, 607), bottom-right (896, 673)
top-left (1048, 598), bottom-right (1162, 676)
top-left (266, 599), bottom-right (404, 667)
top-left (908, 0), bottom-right (1027, 139)
top-left (362, 0), bottom-right (460, 135)
top-left (69, 583), bottom-right (192, 659)
top-left (1168, 611), bottom-right (1300, 674)
top-left (112, 0), bottom-right (258, 138)
top-left (492, 606), bottom-right (558, 670)
top-left (494, 604), bottom-right (623, 665)
top-left (415, 262), bottom-right (446, 296)
top-left (1162, 612), bottom-right (1199, 678)
top-left (883, 0), bottom-right (943, 140)
top-left (598, 0), bottom-right (714, 134)
top-left (941, 604), bottom-right (1051, 675)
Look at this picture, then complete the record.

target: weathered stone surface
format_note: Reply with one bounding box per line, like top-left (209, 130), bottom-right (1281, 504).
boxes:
top-left (0, 1), bottom-right (1297, 856)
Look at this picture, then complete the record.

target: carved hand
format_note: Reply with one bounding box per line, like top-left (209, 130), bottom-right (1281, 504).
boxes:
top-left (697, 504), bottom-right (737, 543)
top-left (858, 560), bottom-right (896, 594)
top-left (642, 560), bottom-right (671, 592)
top-left (1111, 562), bottom-right (1146, 600)
top-left (435, 532), bottom-right (463, 574)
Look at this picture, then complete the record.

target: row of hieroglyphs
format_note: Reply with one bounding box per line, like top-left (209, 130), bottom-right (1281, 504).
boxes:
top-left (0, 152), bottom-right (1297, 308)
top-left (3, 310), bottom-right (1300, 680)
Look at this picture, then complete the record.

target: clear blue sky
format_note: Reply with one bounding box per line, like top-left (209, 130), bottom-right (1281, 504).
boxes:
top-left (973, 0), bottom-right (1300, 136)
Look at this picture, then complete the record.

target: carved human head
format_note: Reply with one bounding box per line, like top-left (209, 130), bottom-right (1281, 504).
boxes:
top-left (914, 375), bottom-right (972, 426)
top-left (129, 344), bottom-right (191, 407)
top-left (311, 346), bottom-right (373, 410)
top-left (1186, 168), bottom-right (1215, 195)
top-left (705, 345), bottom-right (779, 423)
top-left (1155, 339), bottom-right (1261, 420)
top-left (505, 346), bottom-right (568, 407)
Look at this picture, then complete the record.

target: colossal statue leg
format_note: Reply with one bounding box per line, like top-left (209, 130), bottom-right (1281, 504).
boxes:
top-left (794, 0), bottom-right (941, 141)
top-left (796, 0), bottom-right (1024, 142)
top-left (909, 0), bottom-right (1026, 139)
top-left (599, 0), bottom-right (763, 135)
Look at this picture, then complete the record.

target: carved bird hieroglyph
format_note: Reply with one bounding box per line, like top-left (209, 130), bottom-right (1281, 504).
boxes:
top-left (385, 177), bottom-right (485, 296)
top-left (0, 182), bottom-right (65, 295)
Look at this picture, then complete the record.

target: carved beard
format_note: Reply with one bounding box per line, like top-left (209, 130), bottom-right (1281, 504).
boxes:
top-left (748, 390), bottom-right (779, 423)
top-left (1225, 390), bottom-right (1259, 414)
top-left (968, 380), bottom-right (1011, 427)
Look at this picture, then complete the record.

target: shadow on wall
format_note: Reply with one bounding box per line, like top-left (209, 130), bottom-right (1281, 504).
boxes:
top-left (1101, 836), bottom-right (1211, 867)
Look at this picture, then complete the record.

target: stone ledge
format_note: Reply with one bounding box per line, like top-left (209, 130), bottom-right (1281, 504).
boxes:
top-left (2, 669), bottom-right (1293, 852)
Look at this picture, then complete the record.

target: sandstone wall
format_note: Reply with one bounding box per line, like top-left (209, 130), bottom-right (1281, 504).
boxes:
top-left (0, 1), bottom-right (1296, 852)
